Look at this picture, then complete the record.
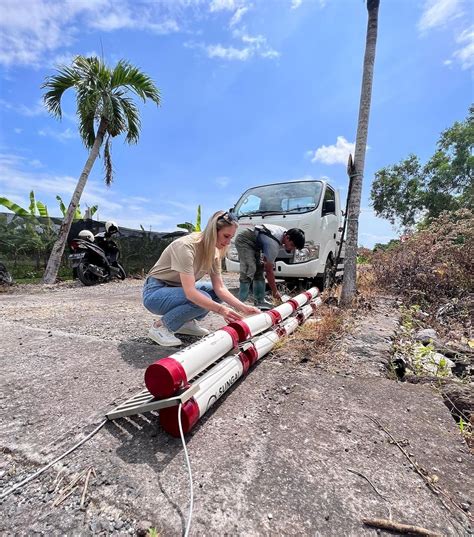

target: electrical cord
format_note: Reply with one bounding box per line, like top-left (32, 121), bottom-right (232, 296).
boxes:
top-left (178, 402), bottom-right (194, 537)
top-left (0, 419), bottom-right (107, 501)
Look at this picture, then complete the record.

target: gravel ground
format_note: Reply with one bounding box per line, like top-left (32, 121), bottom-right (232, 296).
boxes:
top-left (1, 277), bottom-right (473, 536)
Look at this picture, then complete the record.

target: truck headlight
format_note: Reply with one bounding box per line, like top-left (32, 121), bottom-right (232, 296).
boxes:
top-left (227, 243), bottom-right (239, 262)
top-left (293, 242), bottom-right (319, 263)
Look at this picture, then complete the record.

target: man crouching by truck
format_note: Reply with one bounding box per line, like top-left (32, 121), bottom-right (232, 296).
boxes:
top-left (235, 224), bottom-right (305, 309)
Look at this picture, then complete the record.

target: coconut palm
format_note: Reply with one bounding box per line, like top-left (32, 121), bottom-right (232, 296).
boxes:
top-left (340, 0), bottom-right (380, 305)
top-left (42, 55), bottom-right (161, 283)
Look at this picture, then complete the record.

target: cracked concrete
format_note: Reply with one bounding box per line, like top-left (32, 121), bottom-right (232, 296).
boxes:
top-left (0, 279), bottom-right (472, 536)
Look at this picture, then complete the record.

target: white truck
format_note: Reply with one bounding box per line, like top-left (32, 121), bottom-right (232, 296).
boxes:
top-left (225, 179), bottom-right (345, 290)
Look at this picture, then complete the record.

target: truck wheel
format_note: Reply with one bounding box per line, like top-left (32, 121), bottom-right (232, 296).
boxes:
top-left (316, 257), bottom-right (334, 290)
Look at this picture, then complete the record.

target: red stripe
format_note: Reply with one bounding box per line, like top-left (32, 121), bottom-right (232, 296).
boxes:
top-left (288, 299), bottom-right (299, 311)
top-left (226, 320), bottom-right (251, 342)
top-left (159, 398), bottom-right (200, 437)
top-left (267, 309), bottom-right (282, 325)
top-left (219, 325), bottom-right (240, 347)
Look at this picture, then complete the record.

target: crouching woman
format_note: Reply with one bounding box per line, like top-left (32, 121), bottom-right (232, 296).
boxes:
top-left (143, 210), bottom-right (260, 346)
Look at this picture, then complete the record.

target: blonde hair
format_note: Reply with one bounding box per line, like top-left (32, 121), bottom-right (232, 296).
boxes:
top-left (194, 210), bottom-right (238, 274)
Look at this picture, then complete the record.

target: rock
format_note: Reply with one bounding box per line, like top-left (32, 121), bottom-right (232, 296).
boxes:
top-left (136, 520), bottom-right (153, 536)
top-left (416, 351), bottom-right (455, 377)
top-left (415, 328), bottom-right (438, 343)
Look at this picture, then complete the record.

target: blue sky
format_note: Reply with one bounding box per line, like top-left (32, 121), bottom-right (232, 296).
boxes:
top-left (0, 0), bottom-right (472, 247)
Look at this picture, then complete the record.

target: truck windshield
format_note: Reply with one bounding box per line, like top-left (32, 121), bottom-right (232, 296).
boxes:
top-left (234, 181), bottom-right (323, 217)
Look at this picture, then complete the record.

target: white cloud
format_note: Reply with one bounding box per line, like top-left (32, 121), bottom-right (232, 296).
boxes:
top-left (0, 98), bottom-right (46, 117)
top-left (453, 26), bottom-right (474, 69)
top-left (198, 32), bottom-right (279, 61)
top-left (291, 0), bottom-right (303, 9)
top-left (0, 0), bottom-right (179, 67)
top-left (418, 0), bottom-right (463, 32)
top-left (215, 176), bottom-right (230, 188)
top-left (210, 0), bottom-right (238, 12)
top-left (206, 43), bottom-right (252, 61)
top-left (38, 127), bottom-right (77, 142)
top-left (229, 6), bottom-right (249, 26)
top-left (310, 136), bottom-right (355, 165)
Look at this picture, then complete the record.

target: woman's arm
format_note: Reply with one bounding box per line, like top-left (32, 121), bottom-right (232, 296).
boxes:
top-left (180, 273), bottom-right (244, 323)
top-left (210, 273), bottom-right (260, 315)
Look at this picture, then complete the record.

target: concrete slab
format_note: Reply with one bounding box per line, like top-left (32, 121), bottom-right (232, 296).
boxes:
top-left (0, 280), bottom-right (472, 536)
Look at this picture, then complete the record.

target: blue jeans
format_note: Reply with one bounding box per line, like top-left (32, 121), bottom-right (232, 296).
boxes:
top-left (142, 277), bottom-right (222, 332)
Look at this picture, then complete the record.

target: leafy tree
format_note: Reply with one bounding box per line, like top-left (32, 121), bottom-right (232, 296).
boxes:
top-left (41, 55), bottom-right (161, 283)
top-left (341, 0), bottom-right (380, 306)
top-left (371, 105), bottom-right (473, 230)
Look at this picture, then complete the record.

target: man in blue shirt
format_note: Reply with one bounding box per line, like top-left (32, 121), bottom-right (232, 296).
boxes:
top-left (235, 224), bottom-right (305, 308)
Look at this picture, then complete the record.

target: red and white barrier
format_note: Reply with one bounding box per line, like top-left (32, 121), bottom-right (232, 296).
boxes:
top-left (145, 288), bottom-right (319, 399)
top-left (159, 299), bottom-right (318, 436)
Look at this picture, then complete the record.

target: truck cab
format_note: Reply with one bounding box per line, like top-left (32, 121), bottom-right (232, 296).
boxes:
top-left (225, 179), bottom-right (344, 289)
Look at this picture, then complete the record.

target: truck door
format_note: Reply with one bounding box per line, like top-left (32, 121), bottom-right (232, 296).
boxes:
top-left (320, 186), bottom-right (338, 259)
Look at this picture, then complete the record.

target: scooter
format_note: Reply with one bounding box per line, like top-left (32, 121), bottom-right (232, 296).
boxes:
top-left (69, 236), bottom-right (126, 286)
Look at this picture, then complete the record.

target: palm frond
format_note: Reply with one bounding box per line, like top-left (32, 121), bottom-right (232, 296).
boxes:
top-left (111, 60), bottom-right (161, 106)
top-left (106, 94), bottom-right (126, 137)
top-left (104, 135), bottom-right (114, 186)
top-left (119, 96), bottom-right (141, 144)
top-left (41, 64), bottom-right (80, 119)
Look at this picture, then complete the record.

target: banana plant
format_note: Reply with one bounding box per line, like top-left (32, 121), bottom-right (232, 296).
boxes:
top-left (177, 204), bottom-right (202, 232)
top-left (56, 195), bottom-right (98, 220)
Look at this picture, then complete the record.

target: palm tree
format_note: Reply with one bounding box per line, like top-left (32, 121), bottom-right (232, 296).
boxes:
top-left (42, 56), bottom-right (161, 283)
top-left (340, 0), bottom-right (380, 306)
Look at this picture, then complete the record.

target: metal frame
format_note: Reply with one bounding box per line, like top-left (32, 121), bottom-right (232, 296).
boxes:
top-left (106, 384), bottom-right (199, 421)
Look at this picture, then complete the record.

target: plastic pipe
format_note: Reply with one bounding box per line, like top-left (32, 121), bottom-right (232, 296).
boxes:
top-left (146, 289), bottom-right (320, 400)
top-left (145, 326), bottom-right (239, 399)
top-left (160, 301), bottom-right (320, 436)
top-left (228, 287), bottom-right (319, 340)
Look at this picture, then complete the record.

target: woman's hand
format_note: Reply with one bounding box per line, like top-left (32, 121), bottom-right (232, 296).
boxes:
top-left (218, 305), bottom-right (243, 323)
top-left (238, 304), bottom-right (261, 316)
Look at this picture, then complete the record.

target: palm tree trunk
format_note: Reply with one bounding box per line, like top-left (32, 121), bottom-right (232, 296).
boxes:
top-left (42, 119), bottom-right (107, 283)
top-left (340, 0), bottom-right (380, 306)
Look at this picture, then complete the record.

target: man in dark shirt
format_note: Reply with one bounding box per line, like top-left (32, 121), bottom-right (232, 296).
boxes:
top-left (235, 224), bottom-right (305, 308)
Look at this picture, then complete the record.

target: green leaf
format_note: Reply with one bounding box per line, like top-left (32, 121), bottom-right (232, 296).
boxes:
top-left (0, 197), bottom-right (30, 217)
top-left (36, 201), bottom-right (49, 218)
top-left (196, 205), bottom-right (202, 232)
top-left (29, 191), bottom-right (37, 216)
top-left (177, 222), bottom-right (195, 232)
top-left (56, 195), bottom-right (67, 216)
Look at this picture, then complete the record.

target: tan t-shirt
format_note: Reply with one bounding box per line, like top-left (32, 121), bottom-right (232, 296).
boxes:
top-left (147, 233), bottom-right (220, 286)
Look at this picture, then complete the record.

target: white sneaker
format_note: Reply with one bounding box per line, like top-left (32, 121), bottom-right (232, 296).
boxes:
top-left (175, 319), bottom-right (210, 337)
top-left (148, 325), bottom-right (183, 347)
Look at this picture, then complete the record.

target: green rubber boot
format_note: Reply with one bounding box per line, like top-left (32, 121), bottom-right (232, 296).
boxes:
top-left (239, 281), bottom-right (251, 302)
top-left (253, 280), bottom-right (273, 309)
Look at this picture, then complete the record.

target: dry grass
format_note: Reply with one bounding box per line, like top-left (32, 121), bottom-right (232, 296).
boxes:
top-left (273, 303), bottom-right (345, 363)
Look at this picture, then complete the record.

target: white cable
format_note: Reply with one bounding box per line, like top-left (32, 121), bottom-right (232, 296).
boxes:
top-left (178, 402), bottom-right (194, 537)
top-left (0, 419), bottom-right (107, 500)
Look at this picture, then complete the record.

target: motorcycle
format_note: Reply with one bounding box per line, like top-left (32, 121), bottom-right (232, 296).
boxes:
top-left (0, 262), bottom-right (13, 285)
top-left (69, 234), bottom-right (126, 286)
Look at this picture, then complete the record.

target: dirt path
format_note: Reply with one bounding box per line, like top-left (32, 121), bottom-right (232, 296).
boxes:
top-left (0, 280), bottom-right (472, 536)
